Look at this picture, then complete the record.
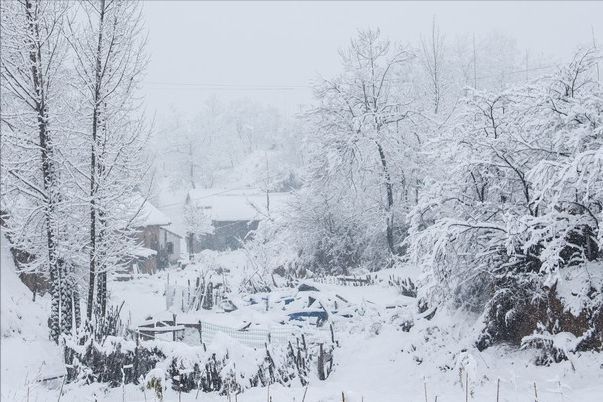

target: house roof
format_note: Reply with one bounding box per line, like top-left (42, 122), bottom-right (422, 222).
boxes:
top-left (160, 225), bottom-right (183, 239)
top-left (132, 247), bottom-right (157, 258)
top-left (186, 188), bottom-right (291, 222)
top-left (131, 195), bottom-right (172, 227)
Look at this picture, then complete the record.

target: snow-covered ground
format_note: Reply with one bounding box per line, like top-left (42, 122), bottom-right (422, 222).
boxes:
top-left (1, 234), bottom-right (65, 402)
top-left (2, 245), bottom-right (602, 401)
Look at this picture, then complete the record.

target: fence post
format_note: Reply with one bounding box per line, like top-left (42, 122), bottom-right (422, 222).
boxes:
top-left (318, 343), bottom-right (325, 380)
top-left (133, 332), bottom-right (140, 381)
top-left (198, 320), bottom-right (202, 344)
top-left (172, 313), bottom-right (177, 341)
top-left (330, 323), bottom-right (335, 344)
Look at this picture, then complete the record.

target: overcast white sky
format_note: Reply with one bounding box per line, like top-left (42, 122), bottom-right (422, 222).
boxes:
top-left (142, 1), bottom-right (603, 118)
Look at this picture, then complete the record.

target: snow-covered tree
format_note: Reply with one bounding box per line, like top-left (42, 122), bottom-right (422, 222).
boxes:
top-left (1, 0), bottom-right (81, 342)
top-left (151, 97), bottom-right (295, 191)
top-left (307, 29), bottom-right (417, 256)
top-left (183, 199), bottom-right (213, 260)
top-left (420, 17), bottom-right (447, 115)
top-left (407, 49), bottom-right (602, 348)
top-left (65, 0), bottom-right (149, 320)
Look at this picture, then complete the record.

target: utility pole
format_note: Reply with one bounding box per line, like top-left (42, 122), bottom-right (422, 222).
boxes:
top-left (525, 49), bottom-right (529, 82)
top-left (265, 153), bottom-right (270, 213)
top-left (472, 33), bottom-right (477, 89)
top-left (592, 26), bottom-right (600, 82)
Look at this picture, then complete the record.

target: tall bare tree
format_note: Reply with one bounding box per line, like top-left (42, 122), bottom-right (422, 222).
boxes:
top-left (66, 0), bottom-right (149, 321)
top-left (420, 17), bottom-right (446, 115)
top-left (1, 0), bottom-right (80, 341)
top-left (310, 29), bottom-right (414, 254)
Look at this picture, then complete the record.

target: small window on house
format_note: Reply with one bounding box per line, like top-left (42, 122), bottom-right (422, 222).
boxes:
top-left (166, 241), bottom-right (174, 254)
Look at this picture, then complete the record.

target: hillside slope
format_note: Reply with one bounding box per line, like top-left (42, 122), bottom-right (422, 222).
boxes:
top-left (1, 232), bottom-right (64, 400)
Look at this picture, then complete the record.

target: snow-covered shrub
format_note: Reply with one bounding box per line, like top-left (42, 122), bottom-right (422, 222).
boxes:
top-left (408, 49), bottom-right (603, 354)
top-left (144, 368), bottom-right (166, 400)
top-left (521, 325), bottom-right (571, 366)
top-left (388, 275), bottom-right (418, 298)
top-left (183, 200), bottom-right (214, 257)
top-left (92, 302), bottom-right (127, 341)
top-left (287, 189), bottom-right (389, 274)
top-left (245, 187), bottom-right (394, 278)
top-left (239, 219), bottom-right (285, 293)
top-left (64, 331), bottom-right (330, 394)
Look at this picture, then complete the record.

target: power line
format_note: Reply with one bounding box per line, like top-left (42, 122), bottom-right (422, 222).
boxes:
top-left (475, 63), bottom-right (560, 81)
top-left (156, 171), bottom-right (290, 209)
top-left (146, 81), bottom-right (308, 88)
top-left (144, 81), bottom-right (309, 91)
top-left (145, 64), bottom-right (561, 92)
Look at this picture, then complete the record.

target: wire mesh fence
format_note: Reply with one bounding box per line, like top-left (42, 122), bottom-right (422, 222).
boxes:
top-left (198, 321), bottom-right (295, 348)
top-left (139, 317), bottom-right (334, 349)
top-left (312, 274), bottom-right (374, 287)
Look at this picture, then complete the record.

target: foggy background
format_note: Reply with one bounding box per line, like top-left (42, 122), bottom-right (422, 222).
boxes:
top-left (142, 0), bottom-right (603, 118)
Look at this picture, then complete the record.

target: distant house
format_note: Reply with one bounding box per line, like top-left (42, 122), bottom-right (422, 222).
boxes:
top-left (185, 189), bottom-right (290, 254)
top-left (130, 198), bottom-right (182, 274)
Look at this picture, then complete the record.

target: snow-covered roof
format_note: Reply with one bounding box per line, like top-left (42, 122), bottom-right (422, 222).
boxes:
top-left (149, 188), bottom-right (188, 238)
top-left (186, 188), bottom-right (291, 221)
top-left (131, 195), bottom-right (171, 227)
top-left (132, 247), bottom-right (158, 258)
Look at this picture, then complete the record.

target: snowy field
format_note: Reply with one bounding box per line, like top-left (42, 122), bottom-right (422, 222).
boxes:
top-left (3, 245), bottom-right (602, 402)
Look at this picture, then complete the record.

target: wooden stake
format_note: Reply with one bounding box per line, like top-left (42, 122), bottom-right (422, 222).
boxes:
top-left (301, 386), bottom-right (308, 402)
top-left (341, 391), bottom-right (345, 402)
top-left (330, 323), bottom-right (335, 344)
top-left (496, 378), bottom-right (500, 402)
top-left (465, 370), bottom-right (469, 402)
top-left (533, 381), bottom-right (538, 402)
top-left (56, 375), bottom-right (66, 402)
top-left (424, 378), bottom-right (428, 402)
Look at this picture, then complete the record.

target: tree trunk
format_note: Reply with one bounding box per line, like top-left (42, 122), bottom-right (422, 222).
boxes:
top-left (24, 0), bottom-right (63, 342)
top-left (72, 276), bottom-right (81, 330)
top-left (96, 271), bottom-right (106, 317)
top-left (375, 141), bottom-right (395, 254)
top-left (86, 127), bottom-right (98, 321)
top-left (59, 260), bottom-right (73, 335)
top-left (95, 209), bottom-right (107, 318)
top-left (87, 0), bottom-right (106, 322)
top-left (48, 256), bottom-right (61, 341)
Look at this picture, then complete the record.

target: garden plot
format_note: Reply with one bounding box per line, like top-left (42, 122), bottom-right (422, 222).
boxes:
top-left (25, 249), bottom-right (595, 401)
top-left (109, 250), bottom-right (398, 346)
